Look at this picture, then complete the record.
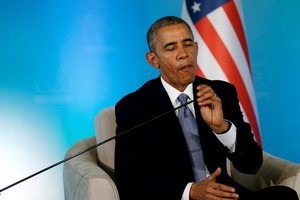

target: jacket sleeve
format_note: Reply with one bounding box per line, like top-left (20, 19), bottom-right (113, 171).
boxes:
top-left (213, 81), bottom-right (263, 174)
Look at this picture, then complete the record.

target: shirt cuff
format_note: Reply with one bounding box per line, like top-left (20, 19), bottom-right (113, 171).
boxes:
top-left (213, 121), bottom-right (237, 153)
top-left (181, 182), bottom-right (193, 200)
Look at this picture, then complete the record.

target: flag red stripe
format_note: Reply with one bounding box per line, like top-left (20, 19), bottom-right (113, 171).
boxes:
top-left (223, 1), bottom-right (251, 73)
top-left (195, 17), bottom-right (262, 145)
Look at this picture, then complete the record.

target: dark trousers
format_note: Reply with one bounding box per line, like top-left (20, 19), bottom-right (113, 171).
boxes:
top-left (240, 185), bottom-right (298, 200)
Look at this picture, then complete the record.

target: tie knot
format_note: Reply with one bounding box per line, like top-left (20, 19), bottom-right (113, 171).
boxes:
top-left (177, 93), bottom-right (189, 105)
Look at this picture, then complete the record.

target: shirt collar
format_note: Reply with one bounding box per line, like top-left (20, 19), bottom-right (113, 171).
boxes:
top-left (160, 76), bottom-right (194, 106)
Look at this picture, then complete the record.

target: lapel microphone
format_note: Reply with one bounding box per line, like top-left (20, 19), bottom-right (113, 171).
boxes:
top-left (0, 99), bottom-right (195, 193)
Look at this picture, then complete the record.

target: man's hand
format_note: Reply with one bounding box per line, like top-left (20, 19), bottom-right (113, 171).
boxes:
top-left (196, 84), bottom-right (228, 133)
top-left (189, 168), bottom-right (239, 200)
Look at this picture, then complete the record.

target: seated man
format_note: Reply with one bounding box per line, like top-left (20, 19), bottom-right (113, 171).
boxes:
top-left (114, 16), bottom-right (298, 200)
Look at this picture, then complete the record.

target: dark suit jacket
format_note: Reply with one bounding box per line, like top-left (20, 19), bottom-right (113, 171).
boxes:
top-left (115, 76), bottom-right (262, 200)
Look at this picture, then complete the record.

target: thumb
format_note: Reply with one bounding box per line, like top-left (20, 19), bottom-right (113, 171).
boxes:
top-left (208, 167), bottom-right (222, 181)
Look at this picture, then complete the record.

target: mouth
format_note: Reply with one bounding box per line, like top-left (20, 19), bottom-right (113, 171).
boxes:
top-left (178, 64), bottom-right (193, 71)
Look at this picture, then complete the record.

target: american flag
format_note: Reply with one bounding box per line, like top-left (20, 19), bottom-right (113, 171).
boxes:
top-left (182, 0), bottom-right (262, 145)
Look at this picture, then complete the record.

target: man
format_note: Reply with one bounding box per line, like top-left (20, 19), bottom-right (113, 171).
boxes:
top-left (114, 16), bottom-right (298, 200)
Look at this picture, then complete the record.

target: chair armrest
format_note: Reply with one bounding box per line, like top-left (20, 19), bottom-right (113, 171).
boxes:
top-left (63, 137), bottom-right (119, 200)
top-left (230, 151), bottom-right (300, 197)
top-left (259, 152), bottom-right (300, 197)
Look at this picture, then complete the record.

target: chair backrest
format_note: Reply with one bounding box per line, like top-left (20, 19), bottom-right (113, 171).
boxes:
top-left (94, 106), bottom-right (116, 170)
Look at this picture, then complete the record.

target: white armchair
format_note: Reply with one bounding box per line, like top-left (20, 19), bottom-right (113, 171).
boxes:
top-left (63, 106), bottom-right (300, 199)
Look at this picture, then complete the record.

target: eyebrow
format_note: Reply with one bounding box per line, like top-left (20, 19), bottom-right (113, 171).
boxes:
top-left (163, 38), bottom-right (194, 49)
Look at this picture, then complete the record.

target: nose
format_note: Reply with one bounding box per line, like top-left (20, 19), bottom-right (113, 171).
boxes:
top-left (177, 46), bottom-right (188, 60)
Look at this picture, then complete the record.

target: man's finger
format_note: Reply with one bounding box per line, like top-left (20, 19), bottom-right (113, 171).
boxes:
top-left (208, 167), bottom-right (222, 181)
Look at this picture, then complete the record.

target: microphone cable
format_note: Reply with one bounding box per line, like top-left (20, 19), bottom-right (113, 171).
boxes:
top-left (0, 99), bottom-right (195, 193)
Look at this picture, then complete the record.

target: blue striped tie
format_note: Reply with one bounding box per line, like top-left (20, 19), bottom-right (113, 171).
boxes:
top-left (177, 93), bottom-right (206, 181)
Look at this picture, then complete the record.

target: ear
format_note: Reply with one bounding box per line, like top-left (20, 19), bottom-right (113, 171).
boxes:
top-left (195, 41), bottom-right (199, 56)
top-left (146, 52), bottom-right (159, 68)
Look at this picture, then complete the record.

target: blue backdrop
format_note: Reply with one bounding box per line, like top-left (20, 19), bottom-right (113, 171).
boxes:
top-left (0, 0), bottom-right (299, 199)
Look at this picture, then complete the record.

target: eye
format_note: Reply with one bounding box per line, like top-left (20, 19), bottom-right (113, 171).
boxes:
top-left (164, 42), bottom-right (177, 51)
top-left (184, 41), bottom-right (193, 46)
top-left (166, 47), bottom-right (174, 51)
top-left (165, 45), bottom-right (175, 51)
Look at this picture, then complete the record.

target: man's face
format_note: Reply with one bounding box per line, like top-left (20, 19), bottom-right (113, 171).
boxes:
top-left (148, 23), bottom-right (198, 92)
